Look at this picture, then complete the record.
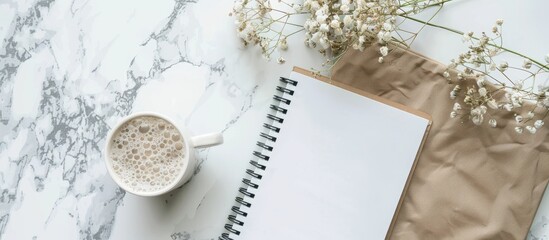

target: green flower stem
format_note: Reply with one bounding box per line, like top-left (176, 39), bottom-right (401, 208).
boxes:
top-left (401, 15), bottom-right (549, 71)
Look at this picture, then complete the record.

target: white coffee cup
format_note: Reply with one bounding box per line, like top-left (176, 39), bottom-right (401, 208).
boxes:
top-left (104, 112), bottom-right (223, 197)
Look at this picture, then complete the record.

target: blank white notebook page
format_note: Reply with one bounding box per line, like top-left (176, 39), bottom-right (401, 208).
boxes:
top-left (236, 71), bottom-right (430, 240)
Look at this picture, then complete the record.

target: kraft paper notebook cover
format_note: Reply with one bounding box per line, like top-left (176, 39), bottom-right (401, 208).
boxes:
top-left (220, 67), bottom-right (432, 240)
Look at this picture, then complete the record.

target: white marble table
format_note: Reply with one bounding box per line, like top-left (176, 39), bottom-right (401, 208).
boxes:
top-left (0, 0), bottom-right (548, 239)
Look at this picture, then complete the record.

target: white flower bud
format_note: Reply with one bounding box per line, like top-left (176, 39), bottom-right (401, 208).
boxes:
top-left (379, 46), bottom-right (388, 56)
top-left (472, 114), bottom-right (484, 125)
top-left (340, 4), bottom-right (350, 13)
top-left (316, 12), bottom-right (328, 23)
top-left (343, 15), bottom-right (353, 28)
top-left (527, 111), bottom-right (534, 119)
top-left (535, 120), bottom-right (545, 129)
top-left (487, 99), bottom-right (498, 109)
top-left (496, 19), bottom-right (504, 26)
top-left (279, 38), bottom-right (288, 50)
top-left (453, 103), bottom-right (461, 111)
top-left (498, 61), bottom-right (509, 72)
top-left (477, 77), bottom-right (485, 87)
top-left (383, 22), bottom-right (393, 31)
top-left (480, 105), bottom-right (487, 114)
top-left (277, 56), bottom-right (286, 64)
top-left (319, 24), bottom-right (329, 33)
top-left (515, 127), bottom-right (523, 134)
top-left (503, 103), bottom-right (513, 111)
top-left (526, 126), bottom-right (537, 134)
top-left (311, 32), bottom-right (322, 43)
top-left (489, 119), bottom-right (497, 128)
top-left (450, 111), bottom-right (458, 118)
top-left (515, 115), bottom-right (523, 123)
top-left (450, 91), bottom-right (457, 99)
top-left (310, 1), bottom-right (320, 11)
top-left (358, 35), bottom-right (365, 44)
top-left (522, 59), bottom-right (532, 69)
top-left (330, 19), bottom-right (340, 29)
top-left (319, 37), bottom-right (330, 49)
top-left (443, 71), bottom-right (450, 78)
top-left (378, 57), bottom-right (384, 63)
top-left (478, 87), bottom-right (487, 97)
top-left (292, 3), bottom-right (302, 12)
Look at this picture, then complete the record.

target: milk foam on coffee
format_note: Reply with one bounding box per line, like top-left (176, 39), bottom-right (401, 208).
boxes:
top-left (109, 116), bottom-right (185, 193)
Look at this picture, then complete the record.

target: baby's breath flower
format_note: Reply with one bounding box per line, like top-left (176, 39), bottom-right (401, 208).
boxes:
top-left (526, 126), bottom-right (537, 134)
top-left (383, 22), bottom-right (394, 31)
top-left (515, 115), bottom-right (523, 123)
top-left (319, 24), bottom-right (329, 33)
top-left (330, 19), bottom-right (339, 28)
top-left (340, 4), bottom-right (350, 13)
top-left (292, 3), bottom-right (302, 12)
top-left (379, 46), bottom-right (389, 56)
top-left (478, 87), bottom-right (487, 97)
top-left (470, 107), bottom-right (485, 125)
top-left (489, 63), bottom-right (497, 71)
top-left (279, 37), bottom-right (288, 50)
top-left (319, 36), bottom-right (330, 49)
top-left (232, 0), bottom-right (549, 135)
top-left (378, 57), bottom-right (384, 63)
top-left (515, 126), bottom-right (523, 134)
top-left (535, 120), bottom-right (545, 129)
top-left (498, 61), bottom-right (509, 72)
top-left (487, 99), bottom-right (498, 109)
top-left (522, 59), bottom-right (532, 69)
top-left (477, 77), bottom-right (485, 87)
top-left (489, 119), bottom-right (497, 128)
top-left (450, 91), bottom-right (457, 99)
top-left (471, 114), bottom-right (484, 125)
top-left (453, 103), bottom-right (461, 111)
top-left (443, 71), bottom-right (450, 78)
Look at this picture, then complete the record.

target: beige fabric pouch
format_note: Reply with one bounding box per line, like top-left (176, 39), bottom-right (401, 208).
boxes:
top-left (332, 45), bottom-right (549, 240)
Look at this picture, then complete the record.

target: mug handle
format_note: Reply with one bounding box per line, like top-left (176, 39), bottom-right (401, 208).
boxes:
top-left (191, 132), bottom-right (223, 148)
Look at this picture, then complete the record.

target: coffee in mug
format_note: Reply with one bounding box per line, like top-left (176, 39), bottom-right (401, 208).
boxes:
top-left (109, 116), bottom-right (185, 194)
top-left (105, 112), bottom-right (223, 196)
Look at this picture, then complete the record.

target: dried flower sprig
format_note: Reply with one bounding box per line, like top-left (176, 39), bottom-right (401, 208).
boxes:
top-left (408, 18), bottom-right (549, 134)
top-left (231, 0), bottom-right (548, 134)
top-left (231, 0), bottom-right (452, 67)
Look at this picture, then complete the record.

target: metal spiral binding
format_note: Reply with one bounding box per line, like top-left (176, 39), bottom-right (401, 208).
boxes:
top-left (219, 77), bottom-right (297, 240)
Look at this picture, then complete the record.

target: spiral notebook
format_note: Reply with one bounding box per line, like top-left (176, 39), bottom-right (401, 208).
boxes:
top-left (220, 67), bottom-right (431, 240)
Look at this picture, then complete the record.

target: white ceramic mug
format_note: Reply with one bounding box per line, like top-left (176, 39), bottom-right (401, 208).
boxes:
top-left (104, 112), bottom-right (223, 197)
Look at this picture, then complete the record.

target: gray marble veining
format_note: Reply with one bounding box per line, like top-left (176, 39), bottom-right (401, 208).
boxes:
top-left (1, 0), bottom-right (549, 239)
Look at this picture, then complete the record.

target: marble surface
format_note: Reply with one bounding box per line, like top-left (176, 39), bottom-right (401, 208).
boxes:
top-left (0, 0), bottom-right (548, 239)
